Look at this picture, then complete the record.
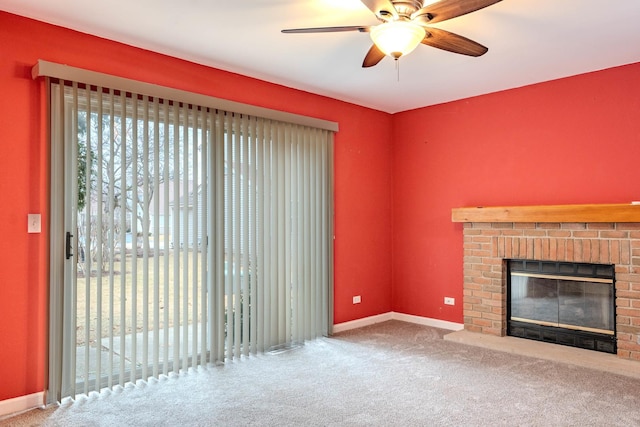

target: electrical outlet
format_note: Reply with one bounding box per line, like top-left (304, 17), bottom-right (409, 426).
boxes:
top-left (353, 295), bottom-right (361, 304)
top-left (444, 297), bottom-right (455, 306)
top-left (28, 214), bottom-right (41, 233)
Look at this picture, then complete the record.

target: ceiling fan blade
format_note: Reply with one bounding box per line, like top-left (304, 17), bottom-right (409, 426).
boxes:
top-left (282, 26), bottom-right (370, 34)
top-left (360, 0), bottom-right (398, 20)
top-left (421, 27), bottom-right (488, 56)
top-left (413, 0), bottom-right (501, 24)
top-left (362, 44), bottom-right (386, 68)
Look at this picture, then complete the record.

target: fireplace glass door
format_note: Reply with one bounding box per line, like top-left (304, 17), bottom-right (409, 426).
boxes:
top-left (508, 260), bottom-right (616, 353)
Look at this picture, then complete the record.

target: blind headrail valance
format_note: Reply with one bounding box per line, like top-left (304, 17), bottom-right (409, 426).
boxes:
top-left (32, 59), bottom-right (339, 132)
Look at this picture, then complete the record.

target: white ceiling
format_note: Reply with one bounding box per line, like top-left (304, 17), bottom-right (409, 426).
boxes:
top-left (2, 0), bottom-right (640, 113)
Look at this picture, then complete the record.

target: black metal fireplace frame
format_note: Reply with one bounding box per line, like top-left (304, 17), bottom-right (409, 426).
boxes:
top-left (506, 259), bottom-right (617, 354)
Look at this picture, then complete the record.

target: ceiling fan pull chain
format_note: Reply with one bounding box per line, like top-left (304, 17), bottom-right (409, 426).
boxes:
top-left (396, 58), bottom-right (400, 82)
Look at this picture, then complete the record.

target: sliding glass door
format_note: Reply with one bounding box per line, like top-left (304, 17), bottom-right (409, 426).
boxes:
top-left (48, 79), bottom-right (333, 402)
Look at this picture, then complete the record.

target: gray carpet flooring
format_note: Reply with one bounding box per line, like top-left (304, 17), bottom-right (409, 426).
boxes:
top-left (3, 320), bottom-right (640, 426)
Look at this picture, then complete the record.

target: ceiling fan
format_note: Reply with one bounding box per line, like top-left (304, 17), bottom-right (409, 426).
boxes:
top-left (282, 0), bottom-right (502, 67)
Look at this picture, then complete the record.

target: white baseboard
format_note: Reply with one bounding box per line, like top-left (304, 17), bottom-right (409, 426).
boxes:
top-left (332, 312), bottom-right (393, 333)
top-left (0, 391), bottom-right (45, 419)
top-left (333, 312), bottom-right (463, 334)
top-left (391, 312), bottom-right (464, 331)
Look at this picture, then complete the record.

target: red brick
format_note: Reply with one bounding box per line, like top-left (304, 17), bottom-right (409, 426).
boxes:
top-left (590, 239), bottom-right (601, 263)
top-left (472, 249), bottom-right (492, 257)
top-left (471, 223), bottom-right (493, 229)
top-left (616, 265), bottom-right (630, 274)
top-left (526, 238), bottom-right (535, 259)
top-left (465, 310), bottom-right (483, 318)
top-left (533, 239), bottom-right (542, 259)
top-left (482, 299), bottom-right (502, 308)
top-left (600, 230), bottom-right (630, 239)
top-left (472, 264), bottom-right (492, 272)
top-left (491, 307), bottom-right (505, 315)
top-left (573, 231), bottom-right (599, 238)
top-left (574, 239), bottom-right (583, 262)
top-left (473, 236), bottom-right (493, 244)
top-left (491, 222), bottom-right (514, 229)
top-left (472, 277), bottom-right (493, 286)
top-left (561, 223), bottom-right (587, 230)
top-left (540, 238), bottom-right (550, 260)
top-left (474, 305), bottom-right (492, 313)
top-left (617, 307), bottom-right (640, 317)
top-left (549, 239), bottom-right (557, 259)
top-left (621, 240), bottom-right (631, 265)
top-left (600, 240), bottom-right (611, 263)
top-left (581, 239), bottom-right (591, 262)
top-left (482, 312), bottom-right (502, 321)
top-left (484, 257), bottom-right (503, 266)
top-left (501, 230), bottom-right (525, 237)
top-left (617, 298), bottom-right (631, 307)
top-left (619, 224), bottom-right (640, 231)
top-left (566, 239), bottom-right (574, 261)
top-left (557, 239), bottom-right (566, 260)
top-left (520, 238), bottom-right (527, 258)
top-left (505, 238), bottom-right (513, 258)
top-left (513, 223), bottom-right (536, 229)
top-left (617, 273), bottom-right (640, 286)
top-left (464, 229), bottom-right (482, 236)
top-left (616, 341), bottom-right (640, 352)
top-left (610, 240), bottom-right (620, 264)
top-left (464, 285), bottom-right (482, 294)
top-left (618, 316), bottom-right (631, 325)
top-left (472, 318), bottom-right (492, 328)
top-left (493, 237), bottom-right (501, 257)
top-left (618, 349), bottom-right (631, 359)
top-left (536, 223), bottom-right (561, 229)
top-left (465, 256), bottom-right (483, 264)
top-left (548, 231), bottom-right (572, 238)
top-left (478, 229), bottom-right (502, 237)
top-left (484, 271), bottom-right (503, 279)
top-left (463, 242), bottom-right (482, 250)
top-left (587, 223), bottom-right (615, 230)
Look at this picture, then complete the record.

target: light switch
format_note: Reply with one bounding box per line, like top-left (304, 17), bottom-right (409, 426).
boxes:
top-left (28, 214), bottom-right (41, 233)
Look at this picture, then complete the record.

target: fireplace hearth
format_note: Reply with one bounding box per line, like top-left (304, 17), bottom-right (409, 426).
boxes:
top-left (507, 260), bottom-right (616, 353)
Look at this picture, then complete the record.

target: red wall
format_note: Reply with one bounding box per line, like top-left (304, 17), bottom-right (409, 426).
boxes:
top-left (392, 62), bottom-right (640, 322)
top-left (0, 11), bottom-right (393, 401)
top-left (4, 7), bottom-right (640, 405)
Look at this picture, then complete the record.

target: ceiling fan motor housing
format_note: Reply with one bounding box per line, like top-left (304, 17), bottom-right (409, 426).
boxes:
top-left (391, 0), bottom-right (425, 18)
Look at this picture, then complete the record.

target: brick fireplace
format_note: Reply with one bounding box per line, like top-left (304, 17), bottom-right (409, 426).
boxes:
top-left (452, 204), bottom-right (640, 362)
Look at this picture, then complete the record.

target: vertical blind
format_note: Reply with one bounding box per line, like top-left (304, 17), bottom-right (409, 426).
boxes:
top-left (46, 75), bottom-right (334, 401)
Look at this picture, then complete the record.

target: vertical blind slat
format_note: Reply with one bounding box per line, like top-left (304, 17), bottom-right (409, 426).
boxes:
top-left (82, 86), bottom-right (91, 395)
top-left (200, 108), bottom-right (209, 365)
top-left (130, 94), bottom-right (139, 382)
top-left (94, 87), bottom-right (104, 393)
top-left (181, 102), bottom-right (190, 371)
top-left (119, 91), bottom-right (128, 386)
top-left (141, 95), bottom-right (150, 382)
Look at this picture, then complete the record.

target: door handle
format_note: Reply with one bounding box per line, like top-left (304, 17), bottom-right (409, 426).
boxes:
top-left (66, 232), bottom-right (73, 260)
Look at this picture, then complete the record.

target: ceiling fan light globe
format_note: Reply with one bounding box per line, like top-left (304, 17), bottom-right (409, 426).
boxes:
top-left (370, 21), bottom-right (426, 58)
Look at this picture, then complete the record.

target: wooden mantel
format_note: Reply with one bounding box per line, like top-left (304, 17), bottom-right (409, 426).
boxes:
top-left (452, 203), bottom-right (640, 223)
